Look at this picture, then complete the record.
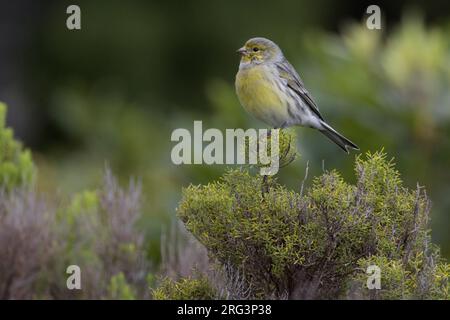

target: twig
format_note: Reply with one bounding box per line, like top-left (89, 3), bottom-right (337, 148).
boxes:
top-left (300, 161), bottom-right (309, 197)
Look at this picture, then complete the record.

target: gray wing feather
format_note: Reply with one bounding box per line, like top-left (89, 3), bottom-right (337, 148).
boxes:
top-left (276, 60), bottom-right (324, 121)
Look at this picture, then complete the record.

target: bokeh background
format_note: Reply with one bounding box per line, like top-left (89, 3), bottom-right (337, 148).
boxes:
top-left (1, 0), bottom-right (449, 268)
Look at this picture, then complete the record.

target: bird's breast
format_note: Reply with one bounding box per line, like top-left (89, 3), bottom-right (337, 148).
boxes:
top-left (235, 65), bottom-right (288, 127)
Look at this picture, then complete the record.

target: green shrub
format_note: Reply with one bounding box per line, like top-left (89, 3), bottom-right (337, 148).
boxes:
top-left (152, 276), bottom-right (217, 300)
top-left (351, 254), bottom-right (449, 300)
top-left (0, 102), bottom-right (35, 190)
top-left (177, 134), bottom-right (449, 299)
top-left (107, 272), bottom-right (136, 300)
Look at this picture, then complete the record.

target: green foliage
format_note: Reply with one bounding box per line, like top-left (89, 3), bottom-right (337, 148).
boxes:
top-left (178, 147), bottom-right (448, 299)
top-left (0, 103), bottom-right (35, 190)
top-left (352, 255), bottom-right (449, 300)
top-left (152, 276), bottom-right (217, 300)
top-left (107, 273), bottom-right (136, 300)
top-left (54, 172), bottom-right (148, 299)
top-left (58, 190), bottom-right (103, 281)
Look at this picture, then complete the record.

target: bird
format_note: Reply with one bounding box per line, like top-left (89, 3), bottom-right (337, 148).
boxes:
top-left (235, 37), bottom-right (359, 153)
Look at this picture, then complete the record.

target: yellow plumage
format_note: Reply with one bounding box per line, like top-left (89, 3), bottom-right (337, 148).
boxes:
top-left (234, 37), bottom-right (359, 152)
top-left (235, 65), bottom-right (288, 127)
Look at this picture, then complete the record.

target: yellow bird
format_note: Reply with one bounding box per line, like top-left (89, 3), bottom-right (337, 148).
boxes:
top-left (235, 37), bottom-right (358, 153)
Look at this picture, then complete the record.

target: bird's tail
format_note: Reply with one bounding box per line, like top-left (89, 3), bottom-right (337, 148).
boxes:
top-left (319, 121), bottom-right (359, 153)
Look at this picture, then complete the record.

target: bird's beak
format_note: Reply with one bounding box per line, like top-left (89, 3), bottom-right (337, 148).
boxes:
top-left (236, 47), bottom-right (247, 56)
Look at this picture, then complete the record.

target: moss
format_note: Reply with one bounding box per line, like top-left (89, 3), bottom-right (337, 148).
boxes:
top-left (152, 276), bottom-right (217, 300)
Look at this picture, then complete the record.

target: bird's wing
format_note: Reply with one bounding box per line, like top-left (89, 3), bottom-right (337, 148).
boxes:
top-left (276, 60), bottom-right (324, 121)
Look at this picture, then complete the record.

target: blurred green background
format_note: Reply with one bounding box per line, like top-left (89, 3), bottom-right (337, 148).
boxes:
top-left (1, 0), bottom-right (449, 262)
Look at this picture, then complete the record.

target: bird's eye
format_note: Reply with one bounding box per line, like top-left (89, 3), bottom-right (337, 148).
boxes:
top-left (253, 47), bottom-right (259, 52)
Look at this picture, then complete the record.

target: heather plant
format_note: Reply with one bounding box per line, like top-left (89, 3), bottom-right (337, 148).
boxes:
top-left (48, 169), bottom-right (150, 299)
top-left (0, 171), bottom-right (151, 299)
top-left (0, 190), bottom-right (55, 299)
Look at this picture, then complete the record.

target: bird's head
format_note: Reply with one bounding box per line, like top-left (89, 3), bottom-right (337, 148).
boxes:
top-left (236, 37), bottom-right (283, 65)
